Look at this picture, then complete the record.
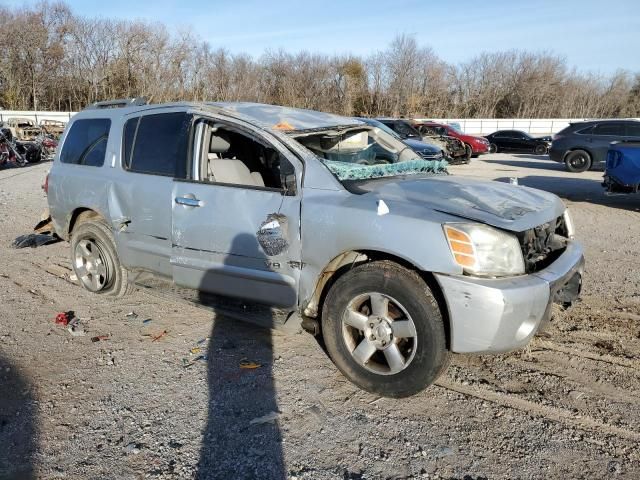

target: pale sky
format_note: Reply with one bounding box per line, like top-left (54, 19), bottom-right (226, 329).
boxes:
top-left (9, 0), bottom-right (640, 74)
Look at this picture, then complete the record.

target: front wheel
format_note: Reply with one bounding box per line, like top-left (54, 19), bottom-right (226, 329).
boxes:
top-left (464, 144), bottom-right (473, 161)
top-left (70, 219), bottom-right (133, 297)
top-left (488, 143), bottom-right (498, 153)
top-left (322, 261), bottom-right (449, 398)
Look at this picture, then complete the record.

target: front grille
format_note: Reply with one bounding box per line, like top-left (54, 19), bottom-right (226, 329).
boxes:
top-left (517, 216), bottom-right (568, 273)
top-left (418, 151), bottom-right (442, 160)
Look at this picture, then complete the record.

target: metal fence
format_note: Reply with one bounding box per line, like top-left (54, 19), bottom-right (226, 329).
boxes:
top-left (0, 110), bottom-right (77, 124)
top-left (2, 110), bottom-right (638, 136)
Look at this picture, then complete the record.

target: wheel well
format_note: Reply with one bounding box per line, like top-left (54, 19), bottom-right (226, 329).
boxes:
top-left (308, 250), bottom-right (452, 349)
top-left (68, 208), bottom-right (104, 236)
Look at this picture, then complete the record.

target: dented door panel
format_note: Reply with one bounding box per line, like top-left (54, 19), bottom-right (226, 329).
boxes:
top-left (171, 180), bottom-right (301, 308)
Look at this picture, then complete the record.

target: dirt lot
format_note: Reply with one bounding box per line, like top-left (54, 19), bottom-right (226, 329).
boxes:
top-left (1, 153), bottom-right (639, 480)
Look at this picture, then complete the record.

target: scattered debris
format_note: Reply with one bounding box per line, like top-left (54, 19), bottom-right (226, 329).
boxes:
top-left (125, 311), bottom-right (138, 320)
top-left (44, 264), bottom-right (71, 279)
top-left (124, 442), bottom-right (141, 455)
top-left (91, 335), bottom-right (110, 343)
top-left (12, 233), bottom-right (59, 248)
top-left (182, 355), bottom-right (207, 368)
top-left (190, 347), bottom-right (201, 354)
top-left (142, 319), bottom-right (152, 325)
top-left (240, 360), bottom-right (261, 369)
top-left (249, 411), bottom-right (280, 425)
top-left (67, 323), bottom-right (85, 337)
top-left (33, 209), bottom-right (54, 234)
top-left (55, 311), bottom-right (74, 326)
top-left (151, 330), bottom-right (168, 342)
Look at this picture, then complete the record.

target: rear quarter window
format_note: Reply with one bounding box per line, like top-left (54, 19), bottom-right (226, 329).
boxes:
top-left (59, 119), bottom-right (111, 167)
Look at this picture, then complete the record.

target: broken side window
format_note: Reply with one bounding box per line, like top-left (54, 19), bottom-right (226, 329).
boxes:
top-left (199, 124), bottom-right (296, 193)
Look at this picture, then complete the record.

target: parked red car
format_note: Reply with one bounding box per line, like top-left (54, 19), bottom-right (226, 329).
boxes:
top-left (412, 121), bottom-right (490, 157)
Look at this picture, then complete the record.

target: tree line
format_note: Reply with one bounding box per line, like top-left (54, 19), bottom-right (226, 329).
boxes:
top-left (1, 2), bottom-right (639, 119)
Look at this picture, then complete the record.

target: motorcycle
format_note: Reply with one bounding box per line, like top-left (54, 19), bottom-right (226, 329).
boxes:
top-left (0, 127), bottom-right (56, 168)
top-left (0, 127), bottom-right (28, 167)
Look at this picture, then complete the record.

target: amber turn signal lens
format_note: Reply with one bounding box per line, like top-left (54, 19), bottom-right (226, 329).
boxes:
top-left (444, 226), bottom-right (476, 269)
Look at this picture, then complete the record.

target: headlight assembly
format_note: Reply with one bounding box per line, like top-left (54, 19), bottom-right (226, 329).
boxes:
top-left (443, 223), bottom-right (525, 277)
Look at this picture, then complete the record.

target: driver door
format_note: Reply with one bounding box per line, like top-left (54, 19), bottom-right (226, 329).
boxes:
top-left (170, 117), bottom-right (302, 308)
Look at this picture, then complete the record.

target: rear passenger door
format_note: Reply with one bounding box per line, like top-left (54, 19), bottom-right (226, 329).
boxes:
top-left (591, 123), bottom-right (626, 167)
top-left (113, 110), bottom-right (192, 277)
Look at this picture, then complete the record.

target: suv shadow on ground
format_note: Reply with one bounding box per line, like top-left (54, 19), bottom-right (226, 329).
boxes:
top-left (196, 234), bottom-right (292, 479)
top-left (494, 176), bottom-right (640, 212)
top-left (0, 353), bottom-right (37, 479)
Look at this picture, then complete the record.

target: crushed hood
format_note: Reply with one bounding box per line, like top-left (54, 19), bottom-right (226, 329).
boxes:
top-left (354, 175), bottom-right (565, 232)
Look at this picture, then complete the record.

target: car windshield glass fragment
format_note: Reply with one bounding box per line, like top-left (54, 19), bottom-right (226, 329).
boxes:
top-left (295, 126), bottom-right (448, 181)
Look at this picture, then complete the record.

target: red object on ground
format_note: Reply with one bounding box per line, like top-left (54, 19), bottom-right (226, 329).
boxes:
top-left (55, 311), bottom-right (72, 326)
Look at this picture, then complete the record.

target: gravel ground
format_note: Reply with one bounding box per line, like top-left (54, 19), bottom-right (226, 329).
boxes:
top-left (0, 153), bottom-right (639, 479)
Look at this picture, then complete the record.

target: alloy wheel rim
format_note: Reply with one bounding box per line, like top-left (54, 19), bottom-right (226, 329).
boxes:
top-left (571, 156), bottom-right (586, 168)
top-left (341, 292), bottom-right (418, 375)
top-left (74, 238), bottom-right (110, 292)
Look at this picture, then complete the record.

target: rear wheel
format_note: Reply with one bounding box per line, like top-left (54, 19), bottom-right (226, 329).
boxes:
top-left (564, 150), bottom-right (591, 173)
top-left (70, 218), bottom-right (133, 297)
top-left (534, 144), bottom-right (547, 155)
top-left (489, 143), bottom-right (498, 153)
top-left (322, 261), bottom-right (449, 398)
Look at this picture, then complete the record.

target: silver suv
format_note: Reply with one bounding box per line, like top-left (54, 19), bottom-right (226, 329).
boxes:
top-left (48, 99), bottom-right (584, 397)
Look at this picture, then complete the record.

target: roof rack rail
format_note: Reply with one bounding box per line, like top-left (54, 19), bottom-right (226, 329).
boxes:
top-left (84, 97), bottom-right (148, 110)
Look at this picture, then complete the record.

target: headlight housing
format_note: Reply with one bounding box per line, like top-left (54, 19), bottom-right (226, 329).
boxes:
top-left (443, 223), bottom-right (525, 277)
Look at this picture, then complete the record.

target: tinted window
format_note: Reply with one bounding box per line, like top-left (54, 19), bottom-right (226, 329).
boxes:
top-left (626, 123), bottom-right (640, 137)
top-left (576, 125), bottom-right (594, 135)
top-left (593, 123), bottom-right (625, 136)
top-left (125, 112), bottom-right (191, 177)
top-left (60, 119), bottom-right (111, 167)
top-left (393, 121), bottom-right (419, 137)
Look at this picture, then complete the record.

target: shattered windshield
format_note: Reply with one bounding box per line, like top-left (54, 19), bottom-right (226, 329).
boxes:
top-left (295, 126), bottom-right (448, 181)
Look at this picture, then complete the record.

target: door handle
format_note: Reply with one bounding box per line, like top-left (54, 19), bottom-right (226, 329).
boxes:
top-left (175, 196), bottom-right (203, 207)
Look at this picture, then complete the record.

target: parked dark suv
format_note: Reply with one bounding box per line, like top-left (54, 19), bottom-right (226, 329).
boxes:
top-left (550, 120), bottom-right (640, 172)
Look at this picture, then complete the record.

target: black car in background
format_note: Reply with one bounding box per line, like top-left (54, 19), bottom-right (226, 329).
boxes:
top-left (549, 120), bottom-right (640, 172)
top-left (484, 130), bottom-right (549, 155)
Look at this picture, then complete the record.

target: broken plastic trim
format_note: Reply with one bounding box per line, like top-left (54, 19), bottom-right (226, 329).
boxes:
top-left (322, 158), bottom-right (448, 181)
top-left (257, 213), bottom-right (289, 257)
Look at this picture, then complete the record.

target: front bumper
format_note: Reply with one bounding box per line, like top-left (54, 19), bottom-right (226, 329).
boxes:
top-left (434, 241), bottom-right (584, 354)
top-left (549, 146), bottom-right (565, 163)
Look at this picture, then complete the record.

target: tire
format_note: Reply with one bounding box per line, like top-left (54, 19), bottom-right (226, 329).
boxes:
top-left (564, 149), bottom-right (592, 173)
top-left (321, 261), bottom-right (449, 398)
top-left (534, 144), bottom-right (547, 155)
top-left (464, 144), bottom-right (473, 161)
top-left (489, 143), bottom-right (498, 153)
top-left (70, 218), bottom-right (133, 297)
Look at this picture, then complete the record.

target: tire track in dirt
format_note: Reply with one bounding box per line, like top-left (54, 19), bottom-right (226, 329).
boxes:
top-left (536, 339), bottom-right (640, 370)
top-left (435, 379), bottom-right (640, 442)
